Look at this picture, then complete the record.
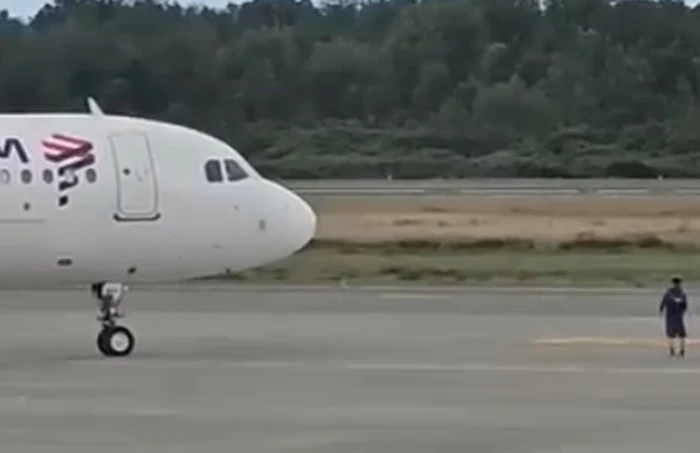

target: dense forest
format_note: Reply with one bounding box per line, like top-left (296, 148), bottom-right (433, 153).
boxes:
top-left (2, 0), bottom-right (700, 178)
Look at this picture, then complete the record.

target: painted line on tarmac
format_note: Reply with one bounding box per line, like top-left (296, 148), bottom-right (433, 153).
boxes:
top-left (458, 188), bottom-right (580, 195)
top-left (73, 359), bottom-right (700, 376)
top-left (6, 283), bottom-right (681, 294)
top-left (297, 188), bottom-right (427, 194)
top-left (342, 363), bottom-right (588, 373)
top-left (606, 367), bottom-right (700, 375)
top-left (169, 284), bottom-right (670, 295)
top-left (535, 337), bottom-right (700, 347)
top-left (596, 189), bottom-right (650, 195)
top-left (339, 362), bottom-right (700, 376)
top-left (378, 293), bottom-right (452, 300)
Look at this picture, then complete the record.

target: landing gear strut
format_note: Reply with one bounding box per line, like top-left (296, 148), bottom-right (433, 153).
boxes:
top-left (92, 282), bottom-right (135, 357)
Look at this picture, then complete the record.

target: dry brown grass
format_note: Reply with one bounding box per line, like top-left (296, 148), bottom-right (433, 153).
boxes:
top-left (206, 195), bottom-right (700, 285)
top-left (307, 195), bottom-right (700, 245)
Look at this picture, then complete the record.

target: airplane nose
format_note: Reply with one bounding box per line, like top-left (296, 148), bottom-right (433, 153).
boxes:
top-left (263, 180), bottom-right (317, 254)
top-left (287, 188), bottom-right (317, 251)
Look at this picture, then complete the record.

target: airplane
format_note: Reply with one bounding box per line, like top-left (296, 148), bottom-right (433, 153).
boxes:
top-left (0, 98), bottom-right (317, 358)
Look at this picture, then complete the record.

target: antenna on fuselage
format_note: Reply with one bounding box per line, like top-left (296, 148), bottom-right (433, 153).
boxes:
top-left (87, 97), bottom-right (105, 116)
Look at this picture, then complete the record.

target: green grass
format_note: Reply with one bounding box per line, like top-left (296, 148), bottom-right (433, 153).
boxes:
top-left (210, 246), bottom-right (700, 287)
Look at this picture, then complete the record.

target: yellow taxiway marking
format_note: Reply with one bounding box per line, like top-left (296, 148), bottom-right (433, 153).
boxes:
top-left (535, 337), bottom-right (700, 347)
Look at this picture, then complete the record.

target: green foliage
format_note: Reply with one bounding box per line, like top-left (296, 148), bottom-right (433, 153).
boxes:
top-left (3, 0), bottom-right (700, 178)
top-left (208, 246), bottom-right (700, 286)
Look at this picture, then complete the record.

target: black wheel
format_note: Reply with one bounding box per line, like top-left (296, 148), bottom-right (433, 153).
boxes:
top-left (97, 325), bottom-right (135, 357)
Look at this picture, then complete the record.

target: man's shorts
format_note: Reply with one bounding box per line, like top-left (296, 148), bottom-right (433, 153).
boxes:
top-left (666, 318), bottom-right (687, 338)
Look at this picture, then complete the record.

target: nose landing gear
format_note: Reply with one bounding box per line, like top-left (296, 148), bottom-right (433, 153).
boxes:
top-left (92, 282), bottom-right (135, 357)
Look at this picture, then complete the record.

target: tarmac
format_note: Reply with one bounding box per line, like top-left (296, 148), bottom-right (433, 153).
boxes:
top-left (285, 178), bottom-right (700, 197)
top-left (0, 285), bottom-right (698, 452)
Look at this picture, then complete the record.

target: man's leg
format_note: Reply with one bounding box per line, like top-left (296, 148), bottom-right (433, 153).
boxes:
top-left (679, 322), bottom-right (687, 357)
top-left (666, 322), bottom-right (676, 356)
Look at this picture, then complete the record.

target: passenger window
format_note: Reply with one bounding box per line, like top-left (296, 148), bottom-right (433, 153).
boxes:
top-left (43, 169), bottom-right (53, 184)
top-left (86, 168), bottom-right (97, 183)
top-left (0, 169), bottom-right (10, 185)
top-left (20, 169), bottom-right (32, 184)
top-left (205, 160), bottom-right (223, 183)
top-left (224, 159), bottom-right (247, 182)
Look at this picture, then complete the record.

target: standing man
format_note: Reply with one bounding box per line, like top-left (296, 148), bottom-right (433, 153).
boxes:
top-left (659, 276), bottom-right (689, 357)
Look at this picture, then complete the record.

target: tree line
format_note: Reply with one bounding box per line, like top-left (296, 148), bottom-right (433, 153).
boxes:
top-left (2, 0), bottom-right (700, 178)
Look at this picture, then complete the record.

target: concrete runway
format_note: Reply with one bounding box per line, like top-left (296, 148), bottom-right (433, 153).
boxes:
top-left (285, 178), bottom-right (700, 197)
top-left (0, 285), bottom-right (698, 452)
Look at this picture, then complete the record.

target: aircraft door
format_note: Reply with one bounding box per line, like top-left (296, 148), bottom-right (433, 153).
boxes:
top-left (109, 134), bottom-right (160, 221)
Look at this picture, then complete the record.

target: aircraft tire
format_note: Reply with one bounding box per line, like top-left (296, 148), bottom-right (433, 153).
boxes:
top-left (97, 325), bottom-right (135, 357)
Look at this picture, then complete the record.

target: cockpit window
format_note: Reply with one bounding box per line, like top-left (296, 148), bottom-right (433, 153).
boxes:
top-left (224, 159), bottom-right (248, 182)
top-left (205, 159), bottom-right (223, 183)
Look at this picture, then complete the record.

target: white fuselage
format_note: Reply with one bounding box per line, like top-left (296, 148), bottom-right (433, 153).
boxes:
top-left (0, 113), bottom-right (316, 287)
